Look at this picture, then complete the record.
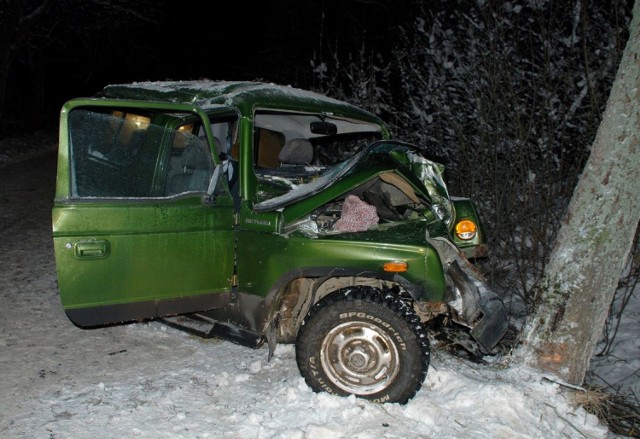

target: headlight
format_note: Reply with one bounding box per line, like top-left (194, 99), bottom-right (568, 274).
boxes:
top-left (455, 219), bottom-right (477, 240)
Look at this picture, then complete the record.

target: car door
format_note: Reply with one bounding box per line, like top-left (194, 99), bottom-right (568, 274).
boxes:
top-left (52, 100), bottom-right (237, 327)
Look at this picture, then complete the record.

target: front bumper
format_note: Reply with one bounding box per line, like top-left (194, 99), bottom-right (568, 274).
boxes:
top-left (428, 237), bottom-right (509, 354)
top-left (446, 261), bottom-right (509, 353)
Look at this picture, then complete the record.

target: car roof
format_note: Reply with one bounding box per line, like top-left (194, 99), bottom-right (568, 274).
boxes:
top-left (99, 80), bottom-right (383, 123)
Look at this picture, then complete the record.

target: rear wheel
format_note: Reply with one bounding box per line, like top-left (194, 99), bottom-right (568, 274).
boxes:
top-left (295, 286), bottom-right (430, 404)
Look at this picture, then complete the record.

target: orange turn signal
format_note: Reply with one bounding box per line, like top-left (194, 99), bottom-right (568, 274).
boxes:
top-left (383, 261), bottom-right (408, 273)
top-left (455, 220), bottom-right (477, 240)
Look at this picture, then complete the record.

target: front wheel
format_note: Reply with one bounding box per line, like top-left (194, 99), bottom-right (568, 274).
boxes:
top-left (295, 286), bottom-right (430, 404)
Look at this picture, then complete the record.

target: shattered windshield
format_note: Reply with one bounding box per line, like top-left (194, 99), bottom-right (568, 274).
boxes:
top-left (253, 144), bottom-right (370, 212)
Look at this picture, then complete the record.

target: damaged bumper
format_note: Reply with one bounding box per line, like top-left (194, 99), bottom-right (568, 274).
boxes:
top-left (446, 261), bottom-right (509, 353)
top-left (428, 237), bottom-right (509, 354)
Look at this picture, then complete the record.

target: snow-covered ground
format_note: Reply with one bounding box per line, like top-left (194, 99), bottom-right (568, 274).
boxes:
top-left (0, 136), bottom-right (636, 438)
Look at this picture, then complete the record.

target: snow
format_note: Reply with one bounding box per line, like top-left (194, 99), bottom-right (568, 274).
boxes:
top-left (0, 137), bottom-right (636, 439)
top-left (589, 276), bottom-right (640, 399)
top-left (104, 80), bottom-right (353, 110)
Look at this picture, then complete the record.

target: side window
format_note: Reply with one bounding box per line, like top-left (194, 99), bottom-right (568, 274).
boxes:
top-left (207, 119), bottom-right (237, 161)
top-left (200, 116), bottom-right (240, 200)
top-left (69, 109), bottom-right (160, 197)
top-left (68, 109), bottom-right (213, 198)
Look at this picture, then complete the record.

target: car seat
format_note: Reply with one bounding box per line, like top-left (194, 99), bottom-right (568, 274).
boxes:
top-left (278, 138), bottom-right (313, 165)
top-left (169, 139), bottom-right (212, 194)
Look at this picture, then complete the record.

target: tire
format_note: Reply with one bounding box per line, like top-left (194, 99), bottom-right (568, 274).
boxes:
top-left (295, 286), bottom-right (430, 404)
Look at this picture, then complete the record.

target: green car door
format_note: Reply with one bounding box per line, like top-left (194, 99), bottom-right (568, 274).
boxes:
top-left (52, 100), bottom-right (237, 327)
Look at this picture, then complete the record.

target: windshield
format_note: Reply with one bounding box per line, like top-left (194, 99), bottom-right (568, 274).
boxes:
top-left (251, 110), bottom-right (383, 203)
top-left (253, 143), bottom-right (369, 212)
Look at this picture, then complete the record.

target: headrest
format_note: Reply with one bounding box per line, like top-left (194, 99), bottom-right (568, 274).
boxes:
top-left (181, 139), bottom-right (210, 169)
top-left (278, 138), bottom-right (313, 165)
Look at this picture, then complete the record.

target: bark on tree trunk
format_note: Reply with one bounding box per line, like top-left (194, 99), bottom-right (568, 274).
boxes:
top-left (517, 0), bottom-right (640, 385)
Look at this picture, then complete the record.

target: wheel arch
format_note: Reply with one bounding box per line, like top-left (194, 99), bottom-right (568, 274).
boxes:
top-left (261, 266), bottom-right (423, 343)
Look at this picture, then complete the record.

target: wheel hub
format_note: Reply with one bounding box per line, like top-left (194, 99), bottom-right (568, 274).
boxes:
top-left (321, 321), bottom-right (400, 396)
top-left (345, 344), bottom-right (370, 370)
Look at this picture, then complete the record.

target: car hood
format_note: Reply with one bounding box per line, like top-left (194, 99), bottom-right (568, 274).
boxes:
top-left (253, 141), bottom-right (454, 224)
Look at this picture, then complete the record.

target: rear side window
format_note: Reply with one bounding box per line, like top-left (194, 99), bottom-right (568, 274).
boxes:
top-left (68, 109), bottom-right (212, 198)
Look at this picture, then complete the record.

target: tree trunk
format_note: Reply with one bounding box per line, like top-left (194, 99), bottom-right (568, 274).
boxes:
top-left (517, 0), bottom-right (640, 385)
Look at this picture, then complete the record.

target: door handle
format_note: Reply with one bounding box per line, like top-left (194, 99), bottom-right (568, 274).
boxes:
top-left (73, 240), bottom-right (110, 259)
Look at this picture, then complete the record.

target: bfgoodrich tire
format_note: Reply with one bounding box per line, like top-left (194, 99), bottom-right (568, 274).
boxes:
top-left (295, 286), bottom-right (430, 404)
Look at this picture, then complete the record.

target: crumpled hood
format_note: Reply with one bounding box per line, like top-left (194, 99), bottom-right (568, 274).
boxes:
top-left (253, 141), bottom-right (454, 223)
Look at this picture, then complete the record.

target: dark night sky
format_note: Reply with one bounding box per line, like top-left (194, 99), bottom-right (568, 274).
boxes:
top-left (4, 0), bottom-right (634, 136)
top-left (42, 1), bottom-right (415, 117)
top-left (1, 0), bottom-right (418, 134)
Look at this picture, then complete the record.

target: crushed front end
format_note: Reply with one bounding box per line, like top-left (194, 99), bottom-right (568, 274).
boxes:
top-left (254, 140), bottom-right (510, 355)
top-left (422, 235), bottom-right (509, 354)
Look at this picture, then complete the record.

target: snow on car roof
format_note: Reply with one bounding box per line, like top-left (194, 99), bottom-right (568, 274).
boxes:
top-left (100, 80), bottom-right (375, 118)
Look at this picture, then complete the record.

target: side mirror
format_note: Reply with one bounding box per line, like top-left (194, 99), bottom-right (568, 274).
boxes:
top-left (204, 164), bottom-right (224, 204)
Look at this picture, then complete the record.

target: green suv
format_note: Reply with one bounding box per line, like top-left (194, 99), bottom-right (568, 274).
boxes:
top-left (52, 80), bottom-right (508, 404)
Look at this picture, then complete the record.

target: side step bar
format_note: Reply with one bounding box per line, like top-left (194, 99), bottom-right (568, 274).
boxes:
top-left (159, 313), bottom-right (264, 349)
